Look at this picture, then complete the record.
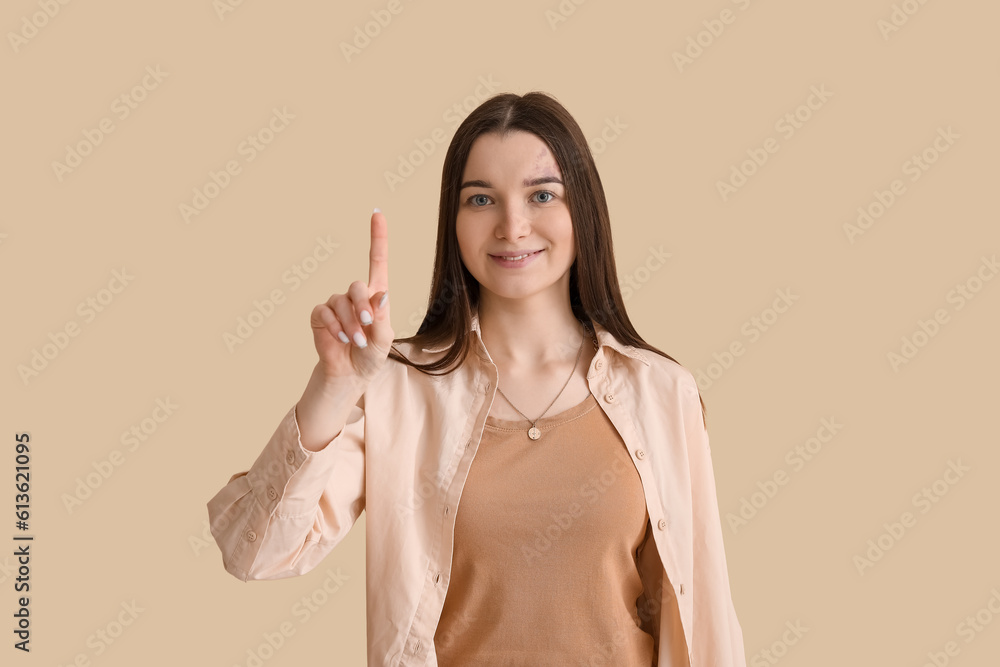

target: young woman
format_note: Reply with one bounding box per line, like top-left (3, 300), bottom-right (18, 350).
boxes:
top-left (208, 91), bottom-right (746, 666)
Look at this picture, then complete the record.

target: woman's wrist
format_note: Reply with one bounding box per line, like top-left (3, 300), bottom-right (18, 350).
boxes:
top-left (296, 363), bottom-right (366, 452)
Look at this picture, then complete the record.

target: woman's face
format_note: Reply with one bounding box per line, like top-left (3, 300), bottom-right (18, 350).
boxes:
top-left (455, 130), bottom-right (576, 308)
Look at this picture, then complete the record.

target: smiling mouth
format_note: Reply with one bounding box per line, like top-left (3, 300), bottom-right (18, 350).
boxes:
top-left (491, 250), bottom-right (542, 261)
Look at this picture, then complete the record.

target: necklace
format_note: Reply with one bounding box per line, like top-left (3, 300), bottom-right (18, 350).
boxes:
top-left (490, 321), bottom-right (599, 440)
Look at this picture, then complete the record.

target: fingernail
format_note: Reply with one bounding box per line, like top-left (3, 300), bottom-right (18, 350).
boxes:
top-left (378, 290), bottom-right (389, 309)
top-left (373, 207), bottom-right (381, 213)
top-left (360, 310), bottom-right (373, 325)
top-left (353, 332), bottom-right (367, 348)
top-left (338, 331), bottom-right (350, 344)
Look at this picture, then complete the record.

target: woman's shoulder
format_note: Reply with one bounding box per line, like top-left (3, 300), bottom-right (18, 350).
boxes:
top-left (596, 326), bottom-right (694, 385)
top-left (607, 339), bottom-right (699, 398)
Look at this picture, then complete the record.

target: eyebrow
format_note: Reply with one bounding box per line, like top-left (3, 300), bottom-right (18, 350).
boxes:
top-left (459, 176), bottom-right (564, 190)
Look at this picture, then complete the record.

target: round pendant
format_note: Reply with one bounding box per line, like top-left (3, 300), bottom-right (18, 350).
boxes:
top-left (528, 426), bottom-right (541, 440)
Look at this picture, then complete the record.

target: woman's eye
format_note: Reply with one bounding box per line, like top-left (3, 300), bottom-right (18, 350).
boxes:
top-left (533, 191), bottom-right (555, 203)
top-left (469, 194), bottom-right (491, 207)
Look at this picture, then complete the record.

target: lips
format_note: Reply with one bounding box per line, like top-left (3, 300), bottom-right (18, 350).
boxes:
top-left (490, 250), bottom-right (542, 260)
top-left (488, 249), bottom-right (544, 268)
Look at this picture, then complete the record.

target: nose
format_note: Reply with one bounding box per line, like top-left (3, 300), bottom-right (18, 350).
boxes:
top-left (495, 202), bottom-right (530, 241)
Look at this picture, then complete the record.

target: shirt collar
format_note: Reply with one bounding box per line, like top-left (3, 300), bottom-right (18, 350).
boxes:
top-left (420, 307), bottom-right (650, 367)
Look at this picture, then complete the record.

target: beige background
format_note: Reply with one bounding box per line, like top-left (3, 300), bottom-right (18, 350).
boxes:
top-left (2, 0), bottom-right (998, 665)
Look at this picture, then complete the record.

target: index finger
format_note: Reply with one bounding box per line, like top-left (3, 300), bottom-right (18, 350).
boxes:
top-left (368, 208), bottom-right (389, 294)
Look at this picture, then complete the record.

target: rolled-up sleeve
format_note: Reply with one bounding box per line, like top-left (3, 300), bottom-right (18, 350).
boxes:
top-left (684, 377), bottom-right (747, 666)
top-left (206, 397), bottom-right (366, 582)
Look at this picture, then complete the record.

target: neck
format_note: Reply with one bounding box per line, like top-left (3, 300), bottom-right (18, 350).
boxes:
top-left (476, 289), bottom-right (586, 367)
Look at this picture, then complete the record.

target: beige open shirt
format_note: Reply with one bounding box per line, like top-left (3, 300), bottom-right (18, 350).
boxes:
top-left (207, 309), bottom-right (747, 666)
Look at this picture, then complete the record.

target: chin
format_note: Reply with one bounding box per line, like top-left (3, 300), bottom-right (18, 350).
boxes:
top-left (481, 280), bottom-right (567, 303)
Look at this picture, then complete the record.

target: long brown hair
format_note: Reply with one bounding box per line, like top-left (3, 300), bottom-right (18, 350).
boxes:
top-left (386, 91), bottom-right (707, 427)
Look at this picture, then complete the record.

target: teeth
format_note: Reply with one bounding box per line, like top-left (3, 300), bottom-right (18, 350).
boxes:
top-left (501, 253), bottom-right (532, 260)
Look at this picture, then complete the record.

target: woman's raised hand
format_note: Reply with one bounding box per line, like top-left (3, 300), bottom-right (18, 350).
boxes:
top-left (309, 209), bottom-right (394, 385)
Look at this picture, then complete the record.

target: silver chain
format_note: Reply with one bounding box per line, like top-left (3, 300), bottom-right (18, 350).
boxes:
top-left (492, 321), bottom-right (599, 433)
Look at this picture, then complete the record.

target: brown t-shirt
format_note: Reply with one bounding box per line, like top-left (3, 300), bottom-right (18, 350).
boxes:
top-left (434, 393), bottom-right (655, 666)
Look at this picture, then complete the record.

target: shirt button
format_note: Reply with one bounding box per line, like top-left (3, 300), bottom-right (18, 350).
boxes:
top-left (246, 530), bottom-right (257, 542)
top-left (604, 392), bottom-right (616, 403)
top-left (485, 381), bottom-right (491, 391)
top-left (444, 505), bottom-right (450, 515)
top-left (267, 487), bottom-right (278, 500)
top-left (413, 639), bottom-right (421, 652)
top-left (595, 360), bottom-right (603, 370)
top-left (634, 449), bottom-right (645, 460)
top-left (657, 519), bottom-right (667, 530)
top-left (434, 572), bottom-right (441, 584)
top-left (286, 451), bottom-right (295, 464)
top-left (679, 583), bottom-right (686, 595)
